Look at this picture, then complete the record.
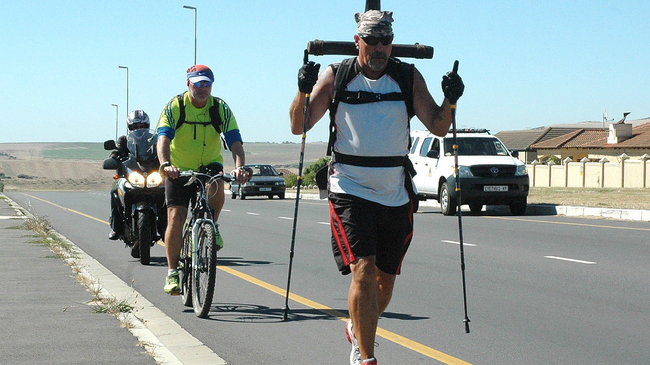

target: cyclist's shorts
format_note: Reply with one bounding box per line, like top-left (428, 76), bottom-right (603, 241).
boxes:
top-left (165, 163), bottom-right (223, 208)
top-left (329, 192), bottom-right (415, 276)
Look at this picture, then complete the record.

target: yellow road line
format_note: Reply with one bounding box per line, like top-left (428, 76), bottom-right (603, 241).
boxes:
top-left (218, 265), bottom-right (472, 365)
top-left (22, 193), bottom-right (108, 224)
top-left (485, 215), bottom-right (650, 231)
top-left (23, 192), bottom-right (472, 364)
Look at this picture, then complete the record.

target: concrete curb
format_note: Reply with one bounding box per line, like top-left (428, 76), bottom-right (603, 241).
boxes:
top-left (285, 191), bottom-right (650, 222)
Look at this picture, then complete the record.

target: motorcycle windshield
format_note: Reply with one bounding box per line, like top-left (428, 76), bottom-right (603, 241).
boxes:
top-left (127, 129), bottom-right (158, 163)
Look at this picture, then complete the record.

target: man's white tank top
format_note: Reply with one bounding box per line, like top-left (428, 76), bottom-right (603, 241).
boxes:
top-left (329, 71), bottom-right (410, 206)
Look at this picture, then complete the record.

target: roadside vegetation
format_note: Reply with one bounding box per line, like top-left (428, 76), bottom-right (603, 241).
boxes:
top-left (20, 213), bottom-right (133, 314)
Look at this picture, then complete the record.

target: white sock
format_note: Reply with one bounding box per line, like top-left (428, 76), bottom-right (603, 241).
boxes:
top-left (168, 269), bottom-right (178, 276)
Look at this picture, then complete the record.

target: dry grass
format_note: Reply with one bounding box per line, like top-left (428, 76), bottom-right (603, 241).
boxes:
top-left (527, 187), bottom-right (650, 210)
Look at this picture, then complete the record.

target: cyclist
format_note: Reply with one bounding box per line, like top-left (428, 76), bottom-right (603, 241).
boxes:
top-left (156, 64), bottom-right (250, 295)
top-left (108, 110), bottom-right (152, 245)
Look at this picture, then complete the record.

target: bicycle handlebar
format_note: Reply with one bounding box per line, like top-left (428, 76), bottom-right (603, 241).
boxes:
top-left (178, 171), bottom-right (234, 183)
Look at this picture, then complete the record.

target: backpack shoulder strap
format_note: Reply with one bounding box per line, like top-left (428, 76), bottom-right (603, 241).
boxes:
top-left (175, 93), bottom-right (186, 130)
top-left (387, 58), bottom-right (415, 119)
top-left (208, 96), bottom-right (223, 134)
top-left (327, 57), bottom-right (358, 156)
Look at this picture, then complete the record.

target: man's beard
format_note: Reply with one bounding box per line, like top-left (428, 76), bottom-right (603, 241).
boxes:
top-left (368, 52), bottom-right (388, 72)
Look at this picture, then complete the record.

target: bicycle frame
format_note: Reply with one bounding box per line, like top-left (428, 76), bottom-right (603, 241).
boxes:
top-left (179, 170), bottom-right (232, 318)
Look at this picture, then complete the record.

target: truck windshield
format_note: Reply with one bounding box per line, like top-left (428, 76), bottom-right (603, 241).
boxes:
top-left (443, 137), bottom-right (509, 156)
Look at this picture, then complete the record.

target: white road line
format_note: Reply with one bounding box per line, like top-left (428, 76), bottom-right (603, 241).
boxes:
top-left (278, 216), bottom-right (293, 220)
top-left (544, 256), bottom-right (596, 265)
top-left (441, 240), bottom-right (477, 247)
top-left (317, 221), bottom-right (330, 225)
top-left (246, 212), bottom-right (260, 216)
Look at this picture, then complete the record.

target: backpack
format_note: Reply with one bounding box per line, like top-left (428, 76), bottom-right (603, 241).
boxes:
top-left (316, 57), bottom-right (417, 197)
top-left (175, 92), bottom-right (227, 149)
top-left (327, 57), bottom-right (415, 157)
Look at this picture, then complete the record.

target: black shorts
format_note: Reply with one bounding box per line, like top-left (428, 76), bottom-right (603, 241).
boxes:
top-left (165, 163), bottom-right (223, 208)
top-left (329, 192), bottom-right (415, 276)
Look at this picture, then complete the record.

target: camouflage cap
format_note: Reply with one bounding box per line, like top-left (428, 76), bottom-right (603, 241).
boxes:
top-left (355, 10), bottom-right (394, 37)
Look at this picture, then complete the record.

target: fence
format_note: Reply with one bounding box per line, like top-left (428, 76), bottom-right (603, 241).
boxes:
top-left (526, 154), bottom-right (650, 188)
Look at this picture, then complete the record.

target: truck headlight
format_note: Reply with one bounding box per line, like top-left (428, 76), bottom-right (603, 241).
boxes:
top-left (515, 165), bottom-right (528, 176)
top-left (458, 166), bottom-right (474, 177)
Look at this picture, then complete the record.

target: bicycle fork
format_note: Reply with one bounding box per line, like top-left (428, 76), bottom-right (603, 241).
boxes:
top-left (191, 218), bottom-right (218, 270)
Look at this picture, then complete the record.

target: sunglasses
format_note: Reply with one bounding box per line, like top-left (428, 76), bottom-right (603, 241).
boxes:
top-left (361, 35), bottom-right (394, 46)
top-left (192, 80), bottom-right (213, 88)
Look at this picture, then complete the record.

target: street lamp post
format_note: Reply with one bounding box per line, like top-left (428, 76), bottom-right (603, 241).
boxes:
top-left (183, 5), bottom-right (197, 65)
top-left (118, 66), bottom-right (129, 117)
top-left (111, 104), bottom-right (119, 140)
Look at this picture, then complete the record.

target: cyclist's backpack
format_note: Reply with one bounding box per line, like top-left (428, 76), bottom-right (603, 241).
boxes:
top-left (175, 92), bottom-right (227, 149)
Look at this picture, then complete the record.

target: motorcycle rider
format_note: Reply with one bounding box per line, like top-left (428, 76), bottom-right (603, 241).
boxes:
top-left (108, 110), bottom-right (152, 249)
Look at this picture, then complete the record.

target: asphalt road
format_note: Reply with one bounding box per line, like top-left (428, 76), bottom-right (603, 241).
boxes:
top-left (6, 191), bottom-right (650, 365)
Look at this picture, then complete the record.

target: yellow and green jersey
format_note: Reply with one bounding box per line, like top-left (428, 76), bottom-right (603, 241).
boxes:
top-left (156, 92), bottom-right (242, 171)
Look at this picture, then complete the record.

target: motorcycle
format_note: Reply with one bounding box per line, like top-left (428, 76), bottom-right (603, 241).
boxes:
top-left (103, 129), bottom-right (166, 265)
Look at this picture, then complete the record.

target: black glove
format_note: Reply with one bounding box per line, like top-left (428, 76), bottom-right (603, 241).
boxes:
top-left (441, 71), bottom-right (464, 104)
top-left (298, 61), bottom-right (320, 94)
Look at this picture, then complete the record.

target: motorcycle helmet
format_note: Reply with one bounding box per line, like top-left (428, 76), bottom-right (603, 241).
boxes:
top-left (126, 110), bottom-right (150, 131)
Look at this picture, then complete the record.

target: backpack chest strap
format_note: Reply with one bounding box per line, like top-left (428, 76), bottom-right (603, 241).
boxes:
top-left (334, 90), bottom-right (405, 104)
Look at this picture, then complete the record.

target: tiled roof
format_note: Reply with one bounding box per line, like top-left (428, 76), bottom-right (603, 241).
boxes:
top-left (495, 128), bottom-right (548, 150)
top-left (582, 122), bottom-right (650, 148)
top-left (530, 122), bottom-right (650, 149)
top-left (530, 129), bottom-right (585, 149)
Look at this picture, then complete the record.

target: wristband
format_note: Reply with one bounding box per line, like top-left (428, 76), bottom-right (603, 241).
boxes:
top-left (159, 161), bottom-right (171, 173)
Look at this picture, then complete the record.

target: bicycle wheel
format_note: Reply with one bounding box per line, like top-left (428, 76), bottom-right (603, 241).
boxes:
top-left (180, 228), bottom-right (193, 307)
top-left (191, 221), bottom-right (217, 318)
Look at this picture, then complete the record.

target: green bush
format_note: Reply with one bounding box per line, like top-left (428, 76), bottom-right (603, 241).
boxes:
top-left (285, 158), bottom-right (330, 188)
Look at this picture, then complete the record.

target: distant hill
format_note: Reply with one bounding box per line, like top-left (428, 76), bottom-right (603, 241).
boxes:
top-left (0, 141), bottom-right (329, 191)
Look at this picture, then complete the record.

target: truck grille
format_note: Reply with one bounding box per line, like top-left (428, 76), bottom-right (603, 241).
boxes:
top-left (470, 165), bottom-right (516, 177)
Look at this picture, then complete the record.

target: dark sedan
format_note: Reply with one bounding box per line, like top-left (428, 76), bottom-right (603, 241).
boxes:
top-left (230, 164), bottom-right (286, 200)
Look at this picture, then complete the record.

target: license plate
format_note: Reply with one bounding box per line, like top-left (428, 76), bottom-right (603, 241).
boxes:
top-left (260, 187), bottom-right (272, 192)
top-left (484, 185), bottom-right (508, 192)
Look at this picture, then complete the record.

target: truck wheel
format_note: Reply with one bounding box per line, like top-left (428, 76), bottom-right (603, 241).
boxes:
top-left (509, 198), bottom-right (527, 216)
top-left (439, 182), bottom-right (457, 216)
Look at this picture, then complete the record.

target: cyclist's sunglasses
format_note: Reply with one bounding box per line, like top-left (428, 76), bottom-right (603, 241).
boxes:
top-left (360, 35), bottom-right (394, 46)
top-left (192, 80), bottom-right (213, 88)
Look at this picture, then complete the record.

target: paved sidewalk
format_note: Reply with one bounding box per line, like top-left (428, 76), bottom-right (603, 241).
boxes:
top-left (0, 194), bottom-right (157, 365)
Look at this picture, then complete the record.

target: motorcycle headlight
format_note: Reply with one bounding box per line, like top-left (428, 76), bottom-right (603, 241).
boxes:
top-left (515, 165), bottom-right (528, 176)
top-left (457, 166), bottom-right (474, 177)
top-left (146, 172), bottom-right (163, 187)
top-left (127, 171), bottom-right (146, 188)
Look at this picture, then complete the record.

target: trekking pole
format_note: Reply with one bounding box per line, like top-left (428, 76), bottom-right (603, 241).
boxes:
top-left (283, 49), bottom-right (311, 321)
top-left (449, 60), bottom-right (471, 333)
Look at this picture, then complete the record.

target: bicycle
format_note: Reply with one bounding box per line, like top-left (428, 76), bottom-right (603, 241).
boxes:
top-left (177, 169), bottom-right (233, 318)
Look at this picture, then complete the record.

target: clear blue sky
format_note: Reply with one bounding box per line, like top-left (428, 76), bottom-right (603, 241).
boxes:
top-left (2, 0), bottom-right (648, 144)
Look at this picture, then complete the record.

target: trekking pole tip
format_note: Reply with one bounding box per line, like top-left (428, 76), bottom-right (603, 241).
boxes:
top-left (464, 318), bottom-right (471, 333)
top-left (282, 306), bottom-right (289, 321)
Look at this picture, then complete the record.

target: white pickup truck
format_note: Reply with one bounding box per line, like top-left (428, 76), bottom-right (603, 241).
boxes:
top-left (409, 129), bottom-right (529, 215)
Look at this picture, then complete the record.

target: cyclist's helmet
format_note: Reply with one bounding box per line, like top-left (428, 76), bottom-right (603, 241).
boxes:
top-left (126, 110), bottom-right (150, 130)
